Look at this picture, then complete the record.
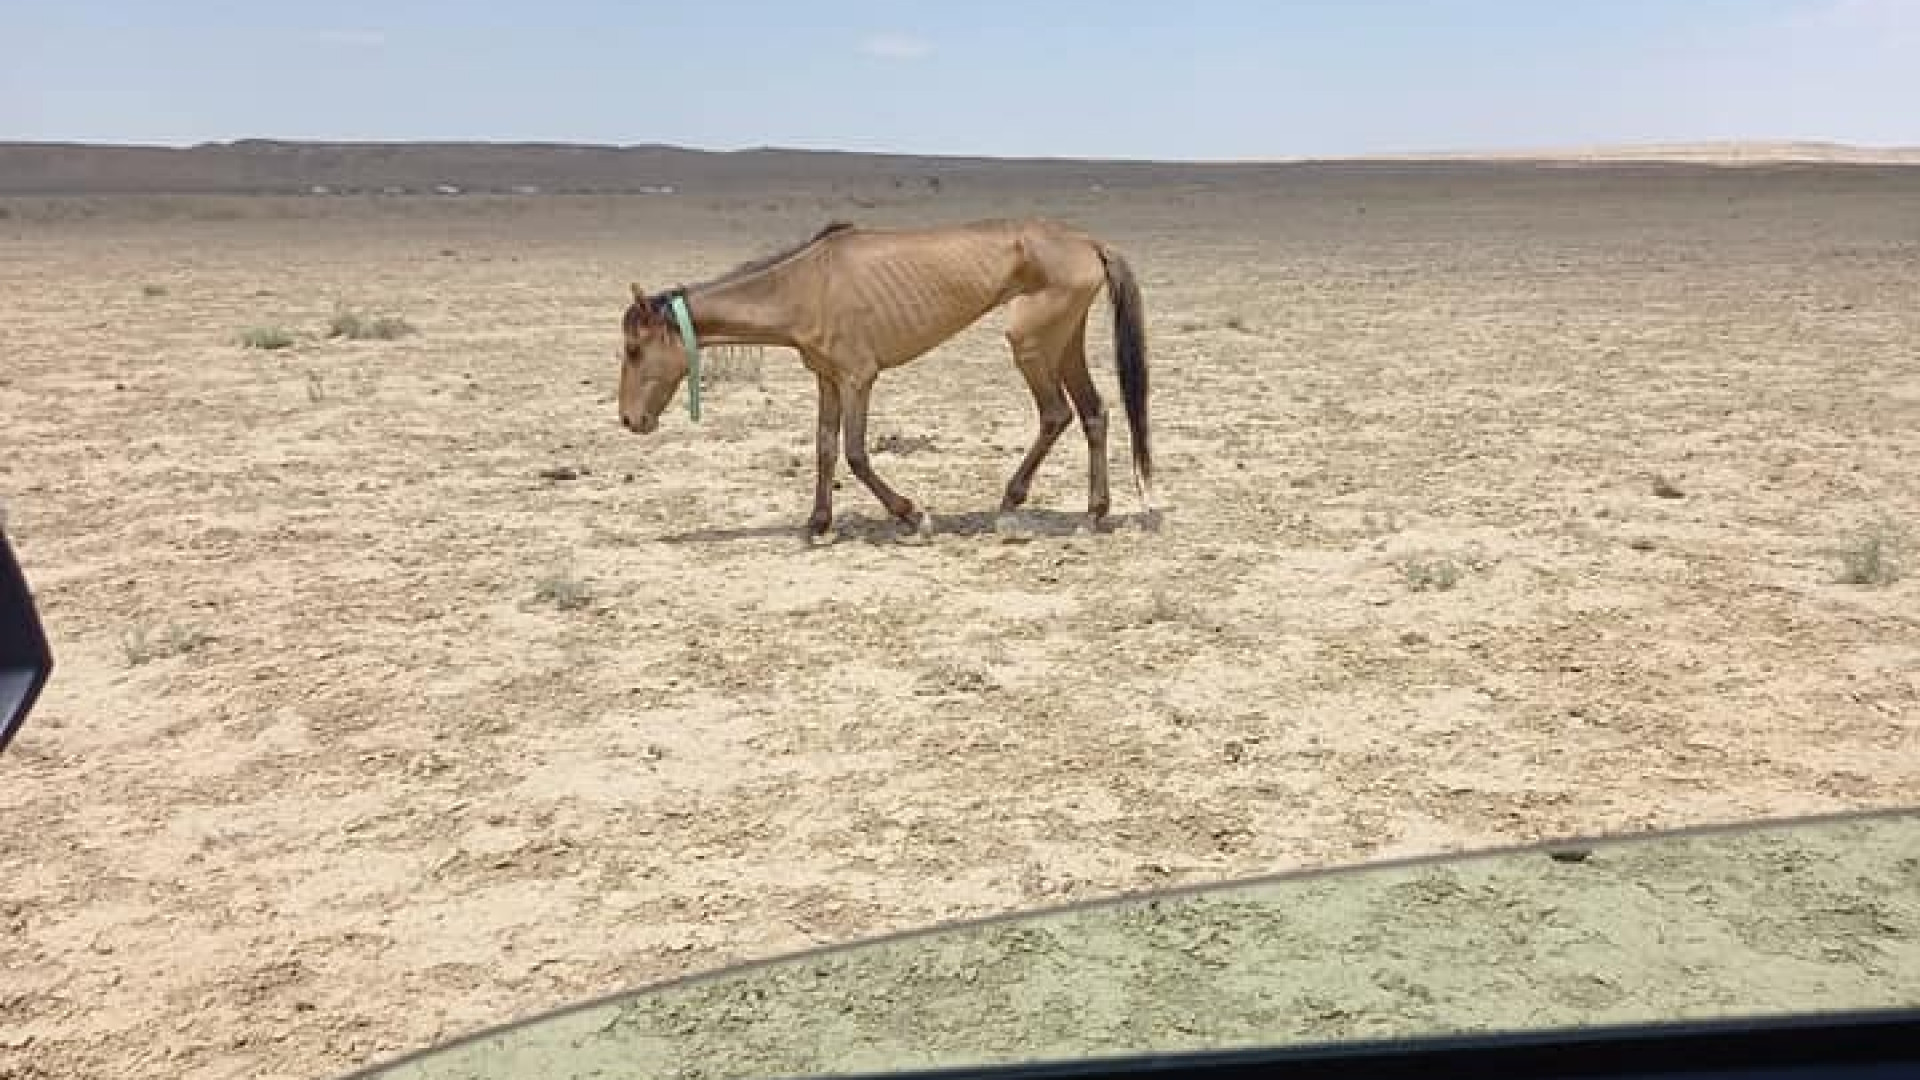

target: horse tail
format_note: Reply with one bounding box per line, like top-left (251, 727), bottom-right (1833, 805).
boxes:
top-left (1098, 244), bottom-right (1153, 509)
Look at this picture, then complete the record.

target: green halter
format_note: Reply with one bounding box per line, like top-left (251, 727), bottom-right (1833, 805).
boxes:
top-left (667, 293), bottom-right (701, 422)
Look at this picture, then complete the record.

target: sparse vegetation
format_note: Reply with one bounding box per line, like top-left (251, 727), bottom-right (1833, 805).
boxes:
top-left (122, 622), bottom-right (212, 666)
top-left (875, 432), bottom-right (937, 456)
top-left (1831, 517), bottom-right (1906, 586)
top-left (1174, 313), bottom-right (1258, 335)
top-left (1141, 590), bottom-right (1205, 626)
top-left (914, 661), bottom-right (997, 696)
top-left (701, 345), bottom-right (765, 384)
top-left (328, 305), bottom-right (416, 341)
top-left (238, 326), bottom-right (297, 350)
top-left (533, 564), bottom-right (593, 611)
top-left (1651, 473), bottom-right (1685, 499)
top-left (1398, 554), bottom-right (1463, 592)
top-left (1397, 543), bottom-right (1493, 592)
top-left (141, 283), bottom-right (168, 298)
top-left (1360, 509), bottom-right (1406, 537)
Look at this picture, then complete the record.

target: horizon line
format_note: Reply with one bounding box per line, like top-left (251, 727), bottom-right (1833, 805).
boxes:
top-left (5, 135), bottom-right (1920, 167)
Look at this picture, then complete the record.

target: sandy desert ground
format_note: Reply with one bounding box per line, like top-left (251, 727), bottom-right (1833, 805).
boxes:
top-left (2, 164), bottom-right (1918, 1080)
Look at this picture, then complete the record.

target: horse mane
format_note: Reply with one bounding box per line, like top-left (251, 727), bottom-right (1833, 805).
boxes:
top-left (648, 221), bottom-right (855, 314)
top-left (713, 221), bottom-right (854, 284)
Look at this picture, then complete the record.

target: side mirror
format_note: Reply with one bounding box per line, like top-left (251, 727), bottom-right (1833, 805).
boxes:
top-left (0, 524), bottom-right (54, 755)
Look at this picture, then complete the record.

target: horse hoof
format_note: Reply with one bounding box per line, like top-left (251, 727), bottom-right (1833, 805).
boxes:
top-left (994, 512), bottom-right (1034, 543)
top-left (894, 508), bottom-right (934, 544)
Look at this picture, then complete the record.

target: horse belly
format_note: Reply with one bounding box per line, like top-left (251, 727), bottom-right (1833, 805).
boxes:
top-left (844, 259), bottom-right (1012, 366)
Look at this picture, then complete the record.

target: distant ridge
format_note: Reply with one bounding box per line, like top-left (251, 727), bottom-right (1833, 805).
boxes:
top-left (1340, 140), bottom-right (1920, 165)
top-left (1, 138), bottom-right (1914, 195)
top-left (0, 139), bottom-right (1153, 195)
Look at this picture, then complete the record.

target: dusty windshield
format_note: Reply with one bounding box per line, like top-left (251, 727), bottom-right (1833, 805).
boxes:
top-left (349, 812), bottom-right (1920, 1080)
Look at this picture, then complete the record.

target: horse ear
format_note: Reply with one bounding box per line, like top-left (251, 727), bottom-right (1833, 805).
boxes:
top-left (630, 282), bottom-right (647, 304)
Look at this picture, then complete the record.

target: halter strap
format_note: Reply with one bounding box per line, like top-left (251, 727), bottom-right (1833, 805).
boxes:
top-left (667, 293), bottom-right (701, 422)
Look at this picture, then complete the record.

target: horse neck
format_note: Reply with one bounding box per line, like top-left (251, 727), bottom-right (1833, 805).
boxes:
top-left (681, 262), bottom-right (811, 348)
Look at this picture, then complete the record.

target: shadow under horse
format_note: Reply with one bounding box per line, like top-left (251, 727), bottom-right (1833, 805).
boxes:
top-left (660, 507), bottom-right (1157, 548)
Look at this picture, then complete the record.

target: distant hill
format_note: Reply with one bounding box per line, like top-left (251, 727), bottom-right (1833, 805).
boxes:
top-left (0, 140), bottom-right (1153, 196)
top-left (1351, 140), bottom-right (1920, 165)
top-left (2, 139), bottom-right (1915, 195)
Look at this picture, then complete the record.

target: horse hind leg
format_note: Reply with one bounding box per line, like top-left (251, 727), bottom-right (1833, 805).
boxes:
top-left (1059, 317), bottom-right (1111, 525)
top-left (999, 298), bottom-right (1075, 515)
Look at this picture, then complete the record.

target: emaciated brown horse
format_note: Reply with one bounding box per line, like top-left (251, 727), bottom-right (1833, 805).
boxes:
top-left (617, 218), bottom-right (1152, 537)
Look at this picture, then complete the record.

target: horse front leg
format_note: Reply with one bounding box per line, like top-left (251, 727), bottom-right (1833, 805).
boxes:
top-left (841, 374), bottom-right (929, 535)
top-left (807, 374), bottom-right (843, 537)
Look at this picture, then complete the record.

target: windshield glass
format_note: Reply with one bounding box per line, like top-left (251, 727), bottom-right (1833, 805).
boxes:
top-left (10, 11), bottom-right (1920, 1080)
top-left (347, 811), bottom-right (1920, 1080)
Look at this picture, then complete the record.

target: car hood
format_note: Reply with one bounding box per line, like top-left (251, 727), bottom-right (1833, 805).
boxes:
top-left (338, 808), bottom-right (1920, 1080)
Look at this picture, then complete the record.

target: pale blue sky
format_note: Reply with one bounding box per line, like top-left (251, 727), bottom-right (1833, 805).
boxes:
top-left (3, 0), bottom-right (1916, 159)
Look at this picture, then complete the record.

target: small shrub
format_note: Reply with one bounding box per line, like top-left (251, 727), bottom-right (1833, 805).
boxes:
top-left (1360, 510), bottom-right (1406, 537)
top-left (875, 432), bottom-right (936, 456)
top-left (239, 326), bottom-right (297, 350)
top-left (533, 566), bottom-right (593, 611)
top-left (1145, 591), bottom-right (1188, 623)
top-left (701, 345), bottom-right (765, 384)
top-left (123, 622), bottom-right (212, 666)
top-left (1398, 554), bottom-right (1463, 592)
top-left (1396, 543), bottom-right (1492, 592)
top-left (142, 283), bottom-right (168, 298)
top-left (328, 305), bottom-right (416, 341)
top-left (1832, 518), bottom-right (1906, 587)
